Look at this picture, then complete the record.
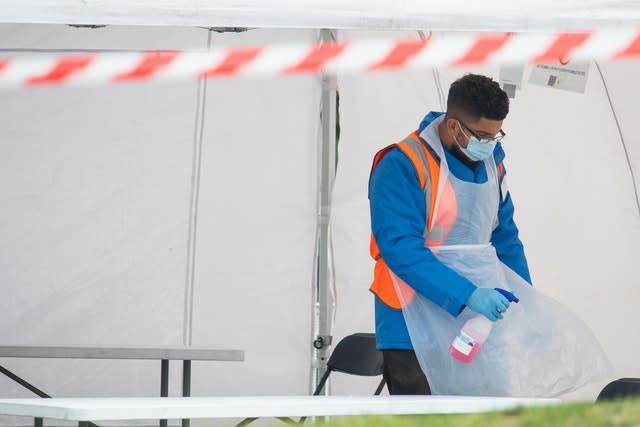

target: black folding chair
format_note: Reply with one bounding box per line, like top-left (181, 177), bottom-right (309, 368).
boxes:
top-left (310, 332), bottom-right (386, 397)
top-left (597, 378), bottom-right (640, 401)
top-left (235, 333), bottom-right (386, 427)
top-left (295, 333), bottom-right (386, 424)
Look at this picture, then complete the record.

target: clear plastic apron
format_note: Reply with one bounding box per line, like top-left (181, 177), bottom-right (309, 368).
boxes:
top-left (391, 117), bottom-right (611, 397)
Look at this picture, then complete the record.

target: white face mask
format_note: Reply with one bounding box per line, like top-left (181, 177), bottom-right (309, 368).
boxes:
top-left (455, 122), bottom-right (499, 161)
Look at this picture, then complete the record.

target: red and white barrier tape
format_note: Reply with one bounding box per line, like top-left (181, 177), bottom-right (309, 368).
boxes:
top-left (0, 31), bottom-right (639, 87)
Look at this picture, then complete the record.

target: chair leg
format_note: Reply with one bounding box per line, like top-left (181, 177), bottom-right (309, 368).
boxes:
top-left (312, 369), bottom-right (332, 396)
top-left (374, 378), bottom-right (386, 395)
top-left (298, 369), bottom-right (333, 425)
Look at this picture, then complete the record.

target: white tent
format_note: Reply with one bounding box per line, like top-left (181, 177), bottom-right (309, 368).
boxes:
top-left (1, 2), bottom-right (640, 425)
top-left (3, 0), bottom-right (640, 31)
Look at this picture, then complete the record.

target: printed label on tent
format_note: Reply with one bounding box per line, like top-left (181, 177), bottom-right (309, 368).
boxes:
top-left (528, 63), bottom-right (590, 94)
top-left (500, 65), bottom-right (524, 98)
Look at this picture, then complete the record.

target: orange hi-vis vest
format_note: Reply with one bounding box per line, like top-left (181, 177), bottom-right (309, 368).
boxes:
top-left (369, 131), bottom-right (505, 309)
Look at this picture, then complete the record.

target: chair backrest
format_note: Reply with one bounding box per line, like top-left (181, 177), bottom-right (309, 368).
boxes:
top-left (327, 333), bottom-right (384, 376)
top-left (311, 333), bottom-right (385, 397)
top-left (597, 378), bottom-right (640, 401)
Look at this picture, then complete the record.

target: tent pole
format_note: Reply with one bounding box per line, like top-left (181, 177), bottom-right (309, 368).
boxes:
top-left (183, 29), bottom-right (213, 346)
top-left (311, 29), bottom-right (338, 395)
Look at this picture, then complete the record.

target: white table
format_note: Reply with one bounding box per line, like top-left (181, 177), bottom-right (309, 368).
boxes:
top-left (0, 395), bottom-right (560, 426)
top-left (0, 345), bottom-right (244, 427)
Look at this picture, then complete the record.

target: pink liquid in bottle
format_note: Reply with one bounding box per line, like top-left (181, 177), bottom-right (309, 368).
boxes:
top-left (449, 315), bottom-right (493, 363)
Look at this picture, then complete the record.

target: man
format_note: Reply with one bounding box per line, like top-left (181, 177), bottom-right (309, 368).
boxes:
top-left (368, 74), bottom-right (532, 395)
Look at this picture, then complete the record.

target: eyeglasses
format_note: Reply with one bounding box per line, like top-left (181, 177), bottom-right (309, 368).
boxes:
top-left (457, 119), bottom-right (505, 144)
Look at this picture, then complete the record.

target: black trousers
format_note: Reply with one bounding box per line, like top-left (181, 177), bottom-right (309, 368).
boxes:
top-left (382, 350), bottom-right (432, 395)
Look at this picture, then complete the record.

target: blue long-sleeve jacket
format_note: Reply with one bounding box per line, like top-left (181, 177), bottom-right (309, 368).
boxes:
top-left (369, 112), bottom-right (531, 350)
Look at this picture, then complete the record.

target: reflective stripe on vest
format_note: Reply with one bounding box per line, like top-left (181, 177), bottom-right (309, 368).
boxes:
top-left (369, 132), bottom-right (442, 309)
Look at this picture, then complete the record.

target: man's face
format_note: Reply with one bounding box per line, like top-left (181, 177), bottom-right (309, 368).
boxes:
top-left (451, 117), bottom-right (504, 148)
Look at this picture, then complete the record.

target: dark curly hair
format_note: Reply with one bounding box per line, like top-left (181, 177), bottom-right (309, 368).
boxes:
top-left (446, 74), bottom-right (509, 122)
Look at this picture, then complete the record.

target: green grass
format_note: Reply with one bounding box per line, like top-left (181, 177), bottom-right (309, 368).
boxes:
top-left (299, 398), bottom-right (640, 427)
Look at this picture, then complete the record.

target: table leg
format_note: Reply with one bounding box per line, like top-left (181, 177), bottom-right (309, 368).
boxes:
top-left (182, 360), bottom-right (191, 427)
top-left (160, 359), bottom-right (169, 427)
top-left (0, 365), bottom-right (51, 398)
top-left (1, 366), bottom-right (100, 427)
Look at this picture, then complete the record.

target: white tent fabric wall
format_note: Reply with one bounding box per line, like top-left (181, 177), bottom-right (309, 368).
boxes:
top-left (189, 63), bottom-right (320, 396)
top-left (331, 30), bottom-right (640, 398)
top-left (0, 24), bottom-right (320, 426)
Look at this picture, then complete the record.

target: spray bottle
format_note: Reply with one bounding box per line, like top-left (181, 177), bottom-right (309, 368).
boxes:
top-left (449, 288), bottom-right (519, 363)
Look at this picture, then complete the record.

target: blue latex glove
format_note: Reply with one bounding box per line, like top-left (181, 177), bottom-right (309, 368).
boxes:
top-left (465, 288), bottom-right (510, 321)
